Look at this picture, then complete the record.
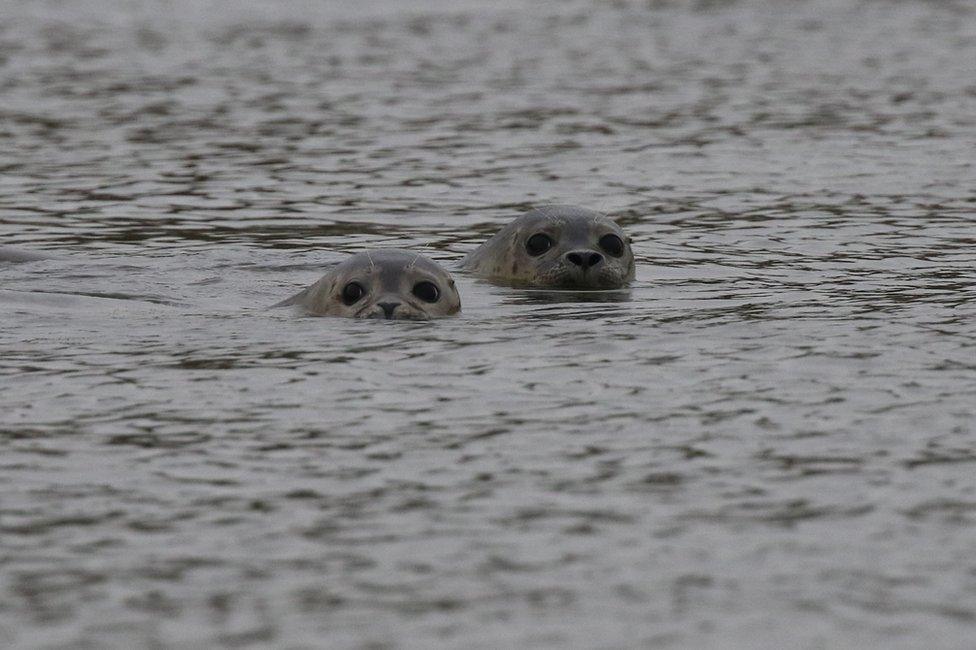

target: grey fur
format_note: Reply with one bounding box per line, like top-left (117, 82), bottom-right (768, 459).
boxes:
top-left (460, 205), bottom-right (635, 289)
top-left (274, 249), bottom-right (461, 320)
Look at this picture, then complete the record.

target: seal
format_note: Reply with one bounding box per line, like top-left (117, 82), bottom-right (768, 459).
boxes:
top-left (273, 249), bottom-right (461, 320)
top-left (460, 205), bottom-right (635, 289)
top-left (0, 246), bottom-right (49, 263)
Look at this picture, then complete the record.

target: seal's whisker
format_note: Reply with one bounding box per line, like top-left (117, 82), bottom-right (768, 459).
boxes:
top-left (408, 241), bottom-right (430, 270)
top-left (593, 203), bottom-right (608, 225)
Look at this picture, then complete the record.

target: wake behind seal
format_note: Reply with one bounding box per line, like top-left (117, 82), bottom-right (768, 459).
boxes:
top-left (460, 205), bottom-right (635, 289)
top-left (274, 249), bottom-right (461, 320)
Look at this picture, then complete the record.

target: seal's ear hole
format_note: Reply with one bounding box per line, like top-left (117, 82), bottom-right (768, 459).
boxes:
top-left (342, 281), bottom-right (366, 305)
top-left (525, 233), bottom-right (554, 256)
top-left (412, 281), bottom-right (440, 303)
top-left (598, 234), bottom-right (625, 258)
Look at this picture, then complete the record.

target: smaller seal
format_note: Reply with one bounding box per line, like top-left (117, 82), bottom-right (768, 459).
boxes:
top-left (274, 249), bottom-right (461, 320)
top-left (460, 205), bottom-right (635, 289)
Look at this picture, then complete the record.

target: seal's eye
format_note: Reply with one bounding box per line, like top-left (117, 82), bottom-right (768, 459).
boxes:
top-left (598, 234), bottom-right (625, 257)
top-left (412, 281), bottom-right (440, 303)
top-left (525, 233), bottom-right (554, 256)
top-left (341, 282), bottom-right (365, 305)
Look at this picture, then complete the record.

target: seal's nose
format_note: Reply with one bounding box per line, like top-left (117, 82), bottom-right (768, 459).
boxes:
top-left (377, 301), bottom-right (400, 319)
top-left (565, 250), bottom-right (603, 271)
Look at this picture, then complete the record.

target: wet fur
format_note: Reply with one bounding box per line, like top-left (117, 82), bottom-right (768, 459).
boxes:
top-left (274, 249), bottom-right (461, 320)
top-left (460, 205), bottom-right (635, 289)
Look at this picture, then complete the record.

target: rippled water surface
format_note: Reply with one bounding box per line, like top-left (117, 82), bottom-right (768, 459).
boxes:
top-left (2, 0), bottom-right (976, 648)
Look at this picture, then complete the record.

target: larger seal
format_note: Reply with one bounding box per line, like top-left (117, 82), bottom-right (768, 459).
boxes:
top-left (274, 249), bottom-right (461, 320)
top-left (460, 205), bottom-right (635, 289)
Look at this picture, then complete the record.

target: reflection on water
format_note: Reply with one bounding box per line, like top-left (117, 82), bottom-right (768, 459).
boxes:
top-left (2, 0), bottom-right (976, 648)
top-left (496, 287), bottom-right (633, 304)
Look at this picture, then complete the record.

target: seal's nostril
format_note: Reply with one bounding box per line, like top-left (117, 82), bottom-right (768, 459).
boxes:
top-left (377, 302), bottom-right (400, 319)
top-left (566, 250), bottom-right (602, 270)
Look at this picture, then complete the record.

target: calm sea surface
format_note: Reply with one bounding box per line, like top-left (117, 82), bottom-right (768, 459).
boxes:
top-left (2, 0), bottom-right (975, 648)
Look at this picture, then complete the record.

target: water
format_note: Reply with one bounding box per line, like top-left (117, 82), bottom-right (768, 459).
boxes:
top-left (2, 0), bottom-right (976, 647)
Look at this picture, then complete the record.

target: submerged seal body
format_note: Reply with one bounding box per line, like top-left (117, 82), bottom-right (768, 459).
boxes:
top-left (0, 246), bottom-right (49, 263)
top-left (275, 249), bottom-right (461, 320)
top-left (460, 205), bottom-right (635, 289)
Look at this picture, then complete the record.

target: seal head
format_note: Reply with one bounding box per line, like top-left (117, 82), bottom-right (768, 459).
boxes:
top-left (460, 205), bottom-right (635, 289)
top-left (274, 249), bottom-right (461, 320)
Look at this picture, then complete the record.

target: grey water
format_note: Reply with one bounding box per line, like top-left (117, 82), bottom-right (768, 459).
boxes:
top-left (1, 0), bottom-right (975, 648)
